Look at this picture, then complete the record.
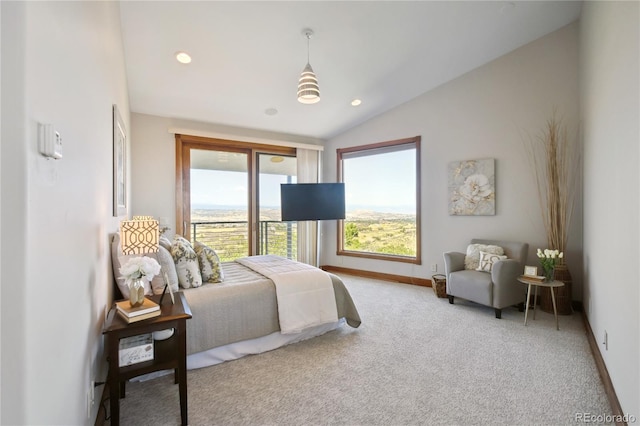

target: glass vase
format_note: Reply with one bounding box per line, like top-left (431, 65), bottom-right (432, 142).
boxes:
top-left (129, 278), bottom-right (145, 307)
top-left (543, 267), bottom-right (555, 283)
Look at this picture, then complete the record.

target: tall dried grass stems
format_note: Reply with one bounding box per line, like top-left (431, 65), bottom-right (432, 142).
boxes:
top-left (525, 113), bottom-right (580, 257)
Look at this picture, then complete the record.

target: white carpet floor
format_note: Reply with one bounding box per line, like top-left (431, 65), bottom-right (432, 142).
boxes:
top-left (114, 274), bottom-right (612, 425)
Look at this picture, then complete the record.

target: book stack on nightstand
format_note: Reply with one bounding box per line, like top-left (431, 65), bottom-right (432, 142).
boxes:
top-left (116, 298), bottom-right (160, 323)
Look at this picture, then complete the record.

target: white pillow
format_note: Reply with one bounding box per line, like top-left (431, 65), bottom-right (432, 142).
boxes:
top-left (170, 235), bottom-right (203, 289)
top-left (159, 235), bottom-right (172, 251)
top-left (150, 245), bottom-right (180, 295)
top-left (476, 251), bottom-right (508, 272)
top-left (194, 241), bottom-right (224, 283)
top-left (464, 244), bottom-right (504, 270)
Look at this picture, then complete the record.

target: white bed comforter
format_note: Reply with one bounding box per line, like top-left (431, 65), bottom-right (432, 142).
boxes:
top-left (236, 255), bottom-right (339, 333)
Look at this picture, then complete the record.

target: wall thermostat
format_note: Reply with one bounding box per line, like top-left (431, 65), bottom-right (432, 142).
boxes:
top-left (38, 123), bottom-right (63, 159)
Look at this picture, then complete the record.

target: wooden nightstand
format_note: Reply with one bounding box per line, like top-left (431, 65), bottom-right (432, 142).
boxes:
top-left (102, 292), bottom-right (192, 426)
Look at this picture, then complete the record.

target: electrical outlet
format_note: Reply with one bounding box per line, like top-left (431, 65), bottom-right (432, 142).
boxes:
top-left (431, 264), bottom-right (437, 272)
top-left (603, 330), bottom-right (608, 351)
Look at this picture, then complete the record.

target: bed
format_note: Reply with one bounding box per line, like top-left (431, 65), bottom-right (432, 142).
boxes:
top-left (184, 257), bottom-right (361, 369)
top-left (110, 234), bottom-right (361, 370)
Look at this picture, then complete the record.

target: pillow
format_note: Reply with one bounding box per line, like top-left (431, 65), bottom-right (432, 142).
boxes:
top-left (170, 235), bottom-right (202, 289)
top-left (149, 245), bottom-right (180, 295)
top-left (476, 251), bottom-right (508, 272)
top-left (464, 244), bottom-right (504, 270)
top-left (159, 235), bottom-right (172, 251)
top-left (111, 233), bottom-right (153, 299)
top-left (194, 241), bottom-right (224, 283)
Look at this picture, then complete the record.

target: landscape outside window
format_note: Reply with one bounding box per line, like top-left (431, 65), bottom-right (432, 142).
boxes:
top-left (188, 148), bottom-right (297, 261)
top-left (338, 137), bottom-right (421, 263)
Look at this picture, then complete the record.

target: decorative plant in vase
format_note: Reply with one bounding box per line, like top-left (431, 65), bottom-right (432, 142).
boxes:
top-left (119, 256), bottom-right (161, 307)
top-left (525, 111), bottom-right (579, 313)
top-left (536, 249), bottom-right (563, 282)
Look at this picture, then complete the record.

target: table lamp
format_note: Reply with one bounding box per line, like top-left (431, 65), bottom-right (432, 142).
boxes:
top-left (119, 216), bottom-right (173, 305)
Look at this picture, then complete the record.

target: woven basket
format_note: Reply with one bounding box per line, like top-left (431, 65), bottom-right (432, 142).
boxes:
top-left (431, 274), bottom-right (447, 298)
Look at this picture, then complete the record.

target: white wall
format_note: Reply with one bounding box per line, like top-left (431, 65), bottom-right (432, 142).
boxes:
top-left (580, 2), bottom-right (639, 418)
top-left (321, 23), bottom-right (582, 298)
top-left (0, 2), bottom-right (130, 424)
top-left (129, 113), bottom-right (323, 231)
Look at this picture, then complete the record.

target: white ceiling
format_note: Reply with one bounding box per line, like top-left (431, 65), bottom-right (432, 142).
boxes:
top-left (119, 1), bottom-right (582, 141)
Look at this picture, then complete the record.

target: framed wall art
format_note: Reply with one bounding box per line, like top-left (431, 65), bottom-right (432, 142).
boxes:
top-left (448, 158), bottom-right (495, 215)
top-left (113, 105), bottom-right (127, 217)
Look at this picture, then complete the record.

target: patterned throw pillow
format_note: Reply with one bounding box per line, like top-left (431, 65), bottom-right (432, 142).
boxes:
top-left (170, 235), bottom-right (202, 289)
top-left (464, 244), bottom-right (504, 270)
top-left (476, 251), bottom-right (508, 272)
top-left (194, 241), bottom-right (224, 283)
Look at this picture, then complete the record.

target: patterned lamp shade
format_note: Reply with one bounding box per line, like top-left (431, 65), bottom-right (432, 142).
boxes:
top-left (120, 216), bottom-right (159, 255)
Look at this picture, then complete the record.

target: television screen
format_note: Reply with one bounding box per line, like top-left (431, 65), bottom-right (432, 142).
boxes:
top-left (280, 183), bottom-right (345, 221)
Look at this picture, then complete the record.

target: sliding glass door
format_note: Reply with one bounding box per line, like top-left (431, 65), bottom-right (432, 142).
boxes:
top-left (176, 135), bottom-right (296, 261)
top-left (189, 148), bottom-right (250, 261)
top-left (257, 154), bottom-right (297, 259)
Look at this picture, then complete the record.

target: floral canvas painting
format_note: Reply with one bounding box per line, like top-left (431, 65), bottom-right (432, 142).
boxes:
top-left (448, 158), bottom-right (495, 215)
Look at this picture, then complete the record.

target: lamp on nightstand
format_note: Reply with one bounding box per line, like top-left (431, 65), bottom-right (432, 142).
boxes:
top-left (120, 216), bottom-right (159, 255)
top-left (119, 216), bottom-right (173, 305)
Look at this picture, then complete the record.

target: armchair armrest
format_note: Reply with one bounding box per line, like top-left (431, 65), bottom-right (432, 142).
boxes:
top-left (491, 259), bottom-right (521, 283)
top-left (443, 251), bottom-right (465, 278)
top-left (491, 259), bottom-right (525, 308)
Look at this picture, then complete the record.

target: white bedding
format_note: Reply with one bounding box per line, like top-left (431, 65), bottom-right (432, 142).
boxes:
top-left (236, 255), bottom-right (338, 333)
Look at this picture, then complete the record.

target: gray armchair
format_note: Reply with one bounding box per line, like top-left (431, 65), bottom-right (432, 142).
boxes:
top-left (443, 238), bottom-right (528, 318)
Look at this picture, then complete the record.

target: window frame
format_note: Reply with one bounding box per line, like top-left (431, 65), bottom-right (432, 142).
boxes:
top-left (336, 136), bottom-right (421, 265)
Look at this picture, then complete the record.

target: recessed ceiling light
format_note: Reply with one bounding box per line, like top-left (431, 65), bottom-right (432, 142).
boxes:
top-left (176, 52), bottom-right (192, 64)
top-left (351, 99), bottom-right (362, 107)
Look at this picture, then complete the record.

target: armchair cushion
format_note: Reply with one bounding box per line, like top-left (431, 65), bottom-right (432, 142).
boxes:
top-left (448, 270), bottom-right (493, 306)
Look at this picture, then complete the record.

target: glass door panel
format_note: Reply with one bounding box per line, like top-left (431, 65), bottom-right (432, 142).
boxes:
top-left (257, 154), bottom-right (297, 259)
top-left (190, 148), bottom-right (249, 261)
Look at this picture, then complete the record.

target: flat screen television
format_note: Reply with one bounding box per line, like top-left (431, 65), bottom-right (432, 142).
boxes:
top-left (280, 183), bottom-right (346, 221)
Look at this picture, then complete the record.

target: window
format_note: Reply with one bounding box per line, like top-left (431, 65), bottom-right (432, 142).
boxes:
top-left (337, 136), bottom-right (421, 264)
top-left (175, 134), bottom-right (297, 261)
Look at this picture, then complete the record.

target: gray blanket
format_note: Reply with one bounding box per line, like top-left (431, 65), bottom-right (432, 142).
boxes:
top-left (183, 260), bottom-right (361, 355)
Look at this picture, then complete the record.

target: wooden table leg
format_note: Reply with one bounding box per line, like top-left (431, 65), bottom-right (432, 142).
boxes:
top-left (524, 284), bottom-right (532, 326)
top-left (177, 321), bottom-right (188, 425)
top-left (107, 334), bottom-right (121, 426)
top-left (533, 285), bottom-right (539, 320)
top-left (550, 286), bottom-right (560, 330)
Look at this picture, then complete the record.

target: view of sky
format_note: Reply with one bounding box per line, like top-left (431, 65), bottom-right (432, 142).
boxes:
top-left (191, 148), bottom-right (416, 213)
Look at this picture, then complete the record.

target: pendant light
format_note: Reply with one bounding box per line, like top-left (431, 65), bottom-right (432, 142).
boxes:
top-left (297, 29), bottom-right (320, 104)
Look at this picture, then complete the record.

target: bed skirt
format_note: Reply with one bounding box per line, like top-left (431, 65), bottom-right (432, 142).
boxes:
top-left (187, 318), bottom-right (345, 370)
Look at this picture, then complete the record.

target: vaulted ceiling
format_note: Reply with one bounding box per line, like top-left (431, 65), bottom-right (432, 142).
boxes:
top-left (119, 1), bottom-right (582, 140)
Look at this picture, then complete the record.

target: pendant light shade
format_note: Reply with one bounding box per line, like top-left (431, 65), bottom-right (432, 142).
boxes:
top-left (297, 29), bottom-right (320, 104)
top-left (298, 63), bottom-right (320, 104)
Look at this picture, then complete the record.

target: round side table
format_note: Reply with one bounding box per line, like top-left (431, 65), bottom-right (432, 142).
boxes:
top-left (517, 275), bottom-right (565, 330)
